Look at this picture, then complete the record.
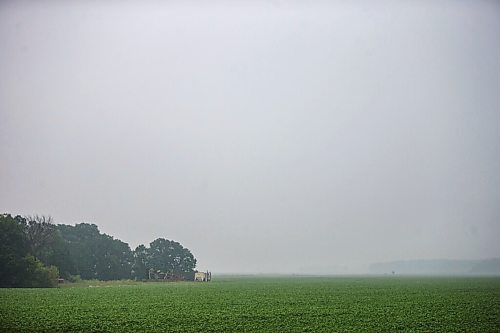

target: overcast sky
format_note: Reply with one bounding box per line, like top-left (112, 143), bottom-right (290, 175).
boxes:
top-left (1, 0), bottom-right (499, 273)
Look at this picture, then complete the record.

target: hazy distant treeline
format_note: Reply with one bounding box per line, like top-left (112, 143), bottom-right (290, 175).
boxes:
top-left (370, 259), bottom-right (500, 275)
top-left (0, 214), bottom-right (197, 287)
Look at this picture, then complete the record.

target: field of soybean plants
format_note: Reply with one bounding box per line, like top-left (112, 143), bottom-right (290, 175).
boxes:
top-left (1, 276), bottom-right (499, 332)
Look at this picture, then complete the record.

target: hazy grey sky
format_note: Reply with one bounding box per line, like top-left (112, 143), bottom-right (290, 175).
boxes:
top-left (1, 0), bottom-right (499, 273)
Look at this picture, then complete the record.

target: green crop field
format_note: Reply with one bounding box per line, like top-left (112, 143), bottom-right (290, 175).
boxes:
top-left (1, 276), bottom-right (499, 332)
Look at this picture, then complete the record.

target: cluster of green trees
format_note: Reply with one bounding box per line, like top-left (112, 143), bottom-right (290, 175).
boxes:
top-left (0, 213), bottom-right (197, 287)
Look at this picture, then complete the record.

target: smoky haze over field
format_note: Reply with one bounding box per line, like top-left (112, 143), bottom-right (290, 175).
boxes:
top-left (1, 1), bottom-right (499, 274)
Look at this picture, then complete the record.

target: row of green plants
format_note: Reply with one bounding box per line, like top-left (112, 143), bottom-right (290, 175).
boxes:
top-left (0, 213), bottom-right (197, 287)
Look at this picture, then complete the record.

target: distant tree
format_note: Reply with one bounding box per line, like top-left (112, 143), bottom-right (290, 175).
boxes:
top-left (0, 214), bottom-right (30, 287)
top-left (23, 215), bottom-right (75, 278)
top-left (94, 234), bottom-right (133, 280)
top-left (24, 215), bottom-right (58, 261)
top-left (146, 238), bottom-right (197, 280)
top-left (0, 214), bottom-right (59, 287)
top-left (58, 223), bottom-right (101, 279)
top-left (57, 223), bottom-right (133, 280)
top-left (43, 233), bottom-right (75, 279)
top-left (132, 244), bottom-right (149, 280)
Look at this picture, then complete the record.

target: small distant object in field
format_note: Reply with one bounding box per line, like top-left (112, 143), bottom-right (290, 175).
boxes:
top-left (194, 270), bottom-right (212, 282)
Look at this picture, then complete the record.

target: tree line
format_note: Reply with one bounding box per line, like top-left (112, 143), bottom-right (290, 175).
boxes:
top-left (0, 213), bottom-right (197, 287)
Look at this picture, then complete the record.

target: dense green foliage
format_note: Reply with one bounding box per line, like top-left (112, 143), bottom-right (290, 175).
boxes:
top-left (1, 277), bottom-right (499, 332)
top-left (132, 239), bottom-right (197, 280)
top-left (0, 214), bottom-right (59, 287)
top-left (0, 214), bottom-right (197, 286)
top-left (58, 223), bottom-right (134, 280)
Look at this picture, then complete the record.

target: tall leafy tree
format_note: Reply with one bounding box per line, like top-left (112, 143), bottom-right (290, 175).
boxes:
top-left (23, 215), bottom-right (74, 278)
top-left (0, 214), bottom-right (59, 287)
top-left (94, 234), bottom-right (133, 280)
top-left (24, 215), bottom-right (58, 262)
top-left (0, 214), bottom-right (30, 287)
top-left (132, 244), bottom-right (149, 280)
top-left (57, 223), bottom-right (133, 280)
top-left (58, 223), bottom-right (100, 279)
top-left (142, 238), bottom-right (197, 280)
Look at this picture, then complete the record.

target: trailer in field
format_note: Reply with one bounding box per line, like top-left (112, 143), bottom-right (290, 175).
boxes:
top-left (194, 271), bottom-right (211, 282)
